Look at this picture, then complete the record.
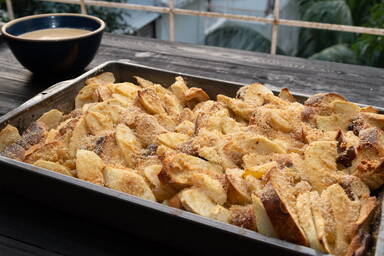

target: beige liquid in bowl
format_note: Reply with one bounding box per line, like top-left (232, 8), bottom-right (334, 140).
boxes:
top-left (18, 28), bottom-right (91, 40)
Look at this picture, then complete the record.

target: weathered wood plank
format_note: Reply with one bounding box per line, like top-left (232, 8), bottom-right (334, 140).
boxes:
top-left (1, 33), bottom-right (384, 114)
top-left (97, 34), bottom-right (384, 107)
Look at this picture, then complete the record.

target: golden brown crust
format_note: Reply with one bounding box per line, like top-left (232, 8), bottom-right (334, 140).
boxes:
top-left (37, 109), bottom-right (63, 130)
top-left (260, 182), bottom-right (308, 246)
top-left (278, 88), bottom-right (297, 103)
top-left (103, 167), bottom-right (156, 201)
top-left (345, 197), bottom-right (378, 256)
top-left (76, 149), bottom-right (105, 185)
top-left (226, 168), bottom-right (251, 205)
top-left (229, 205), bottom-right (256, 231)
top-left (167, 193), bottom-right (183, 209)
top-left (0, 124), bottom-right (21, 152)
top-left (304, 93), bottom-right (346, 109)
top-left (2, 72), bottom-right (384, 256)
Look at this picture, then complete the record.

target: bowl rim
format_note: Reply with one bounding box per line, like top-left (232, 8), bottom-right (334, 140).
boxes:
top-left (0, 13), bottom-right (105, 42)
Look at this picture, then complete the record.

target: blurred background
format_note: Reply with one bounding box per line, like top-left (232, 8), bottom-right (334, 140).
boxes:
top-left (1, 0), bottom-right (383, 68)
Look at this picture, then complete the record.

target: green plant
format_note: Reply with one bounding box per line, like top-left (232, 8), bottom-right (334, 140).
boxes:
top-left (0, 0), bottom-right (8, 22)
top-left (296, 0), bottom-right (354, 58)
top-left (309, 44), bottom-right (357, 64)
top-left (4, 0), bottom-right (132, 34)
top-left (295, 0), bottom-right (384, 67)
top-left (352, 3), bottom-right (384, 67)
top-left (205, 24), bottom-right (286, 54)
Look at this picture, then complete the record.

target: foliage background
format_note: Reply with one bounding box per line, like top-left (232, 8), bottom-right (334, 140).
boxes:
top-left (295, 0), bottom-right (384, 67)
top-left (0, 0), bottom-right (131, 33)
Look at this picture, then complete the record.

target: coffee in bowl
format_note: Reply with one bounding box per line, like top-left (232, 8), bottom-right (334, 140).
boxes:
top-left (18, 28), bottom-right (91, 40)
top-left (1, 13), bottom-right (105, 74)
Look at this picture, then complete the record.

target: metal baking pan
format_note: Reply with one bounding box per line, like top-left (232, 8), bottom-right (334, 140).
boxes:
top-left (0, 60), bottom-right (382, 256)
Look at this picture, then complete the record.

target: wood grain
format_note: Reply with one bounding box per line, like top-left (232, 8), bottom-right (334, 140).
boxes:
top-left (1, 33), bottom-right (384, 116)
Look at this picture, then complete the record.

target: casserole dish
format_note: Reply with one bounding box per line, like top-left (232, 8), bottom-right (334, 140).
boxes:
top-left (0, 60), bottom-right (382, 256)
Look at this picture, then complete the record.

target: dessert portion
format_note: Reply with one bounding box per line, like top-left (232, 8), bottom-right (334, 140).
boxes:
top-left (1, 72), bottom-right (382, 256)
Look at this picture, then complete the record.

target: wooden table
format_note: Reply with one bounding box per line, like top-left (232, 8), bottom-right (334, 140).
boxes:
top-left (0, 33), bottom-right (384, 256)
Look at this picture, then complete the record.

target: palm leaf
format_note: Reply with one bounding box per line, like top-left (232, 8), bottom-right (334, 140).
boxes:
top-left (205, 24), bottom-right (286, 54)
top-left (346, 0), bottom-right (380, 26)
top-left (352, 3), bottom-right (384, 68)
top-left (296, 0), bottom-right (353, 58)
top-left (309, 44), bottom-right (357, 64)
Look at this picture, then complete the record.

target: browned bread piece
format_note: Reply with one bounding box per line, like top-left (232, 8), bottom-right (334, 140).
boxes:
top-left (68, 117), bottom-right (88, 157)
top-left (138, 87), bottom-right (166, 115)
top-left (345, 197), bottom-right (378, 256)
top-left (1, 143), bottom-right (25, 161)
top-left (300, 141), bottom-right (339, 192)
top-left (189, 173), bottom-right (227, 205)
top-left (0, 124), bottom-right (21, 152)
top-left (92, 133), bottom-right (126, 168)
top-left (75, 83), bottom-right (101, 109)
top-left (87, 99), bottom-right (128, 125)
top-left (24, 141), bottom-right (67, 164)
top-left (229, 205), bottom-right (256, 231)
top-left (222, 133), bottom-right (286, 167)
top-left (179, 188), bottom-right (216, 217)
top-left (236, 83), bottom-right (273, 105)
top-left (226, 168), bottom-right (251, 205)
top-left (84, 110), bottom-right (113, 136)
top-left (37, 109), bottom-right (63, 130)
top-left (140, 163), bottom-right (177, 202)
top-left (108, 82), bottom-right (140, 105)
top-left (103, 166), bottom-right (156, 201)
top-left (134, 75), bottom-right (154, 88)
top-left (157, 132), bottom-right (190, 149)
top-left (349, 112), bottom-right (384, 136)
top-left (304, 93), bottom-right (346, 114)
top-left (174, 120), bottom-right (195, 136)
top-left (115, 123), bottom-right (142, 168)
top-left (76, 150), bottom-right (105, 185)
top-left (154, 84), bottom-right (184, 118)
top-left (166, 193), bottom-right (182, 209)
top-left (320, 184), bottom-right (361, 256)
top-left (19, 121), bottom-right (48, 149)
top-left (75, 73), bottom-right (115, 109)
top-left (209, 205), bottom-right (230, 223)
top-left (302, 93), bottom-right (348, 129)
top-left (337, 175), bottom-right (370, 201)
top-left (33, 159), bottom-right (73, 177)
top-left (85, 72), bottom-right (115, 86)
top-left (278, 88), bottom-right (297, 103)
top-left (160, 152), bottom-right (224, 189)
top-left (296, 192), bottom-right (325, 252)
top-left (217, 94), bottom-right (258, 121)
top-left (178, 187), bottom-right (230, 223)
top-left (259, 168), bottom-right (308, 246)
top-left (251, 194), bottom-right (277, 238)
top-left (352, 127), bottom-right (384, 189)
top-left (336, 130), bottom-right (358, 169)
top-left (315, 101), bottom-right (360, 132)
top-left (184, 87), bottom-right (210, 108)
top-left (1, 121), bottom-right (48, 161)
top-left (194, 101), bottom-right (242, 136)
top-left (169, 76), bottom-right (188, 106)
top-left (131, 113), bottom-right (168, 147)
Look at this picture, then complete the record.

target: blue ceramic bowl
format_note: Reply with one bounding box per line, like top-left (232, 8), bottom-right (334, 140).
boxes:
top-left (1, 13), bottom-right (105, 75)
